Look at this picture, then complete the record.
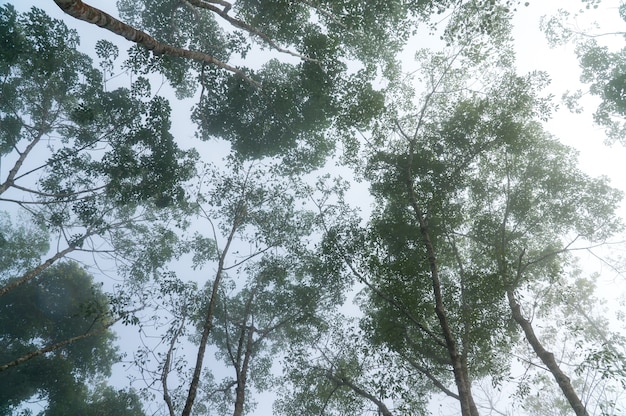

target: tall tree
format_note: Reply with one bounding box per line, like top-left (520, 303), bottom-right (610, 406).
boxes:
top-left (125, 159), bottom-right (345, 416)
top-left (305, 46), bottom-right (623, 416)
top-left (0, 5), bottom-right (196, 298)
top-left (48, 0), bottom-right (519, 168)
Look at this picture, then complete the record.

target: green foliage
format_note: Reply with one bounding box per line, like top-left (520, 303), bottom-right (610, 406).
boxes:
top-left (311, 46), bottom-right (625, 410)
top-left (79, 386), bottom-right (146, 416)
top-left (0, 5), bottom-right (197, 230)
top-left (276, 316), bottom-right (431, 416)
top-left (0, 261), bottom-right (128, 415)
top-left (119, 0), bottom-right (229, 99)
top-left (542, 4), bottom-right (626, 143)
top-left (0, 211), bottom-right (49, 278)
top-left (115, 0), bottom-right (517, 167)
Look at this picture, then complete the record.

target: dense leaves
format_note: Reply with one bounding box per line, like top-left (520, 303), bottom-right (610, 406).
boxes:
top-left (2, 1), bottom-right (626, 416)
top-left (0, 4), bottom-right (197, 219)
top-left (0, 257), bottom-right (143, 416)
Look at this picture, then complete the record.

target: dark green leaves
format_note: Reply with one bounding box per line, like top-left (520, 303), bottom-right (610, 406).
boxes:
top-left (0, 262), bottom-right (120, 414)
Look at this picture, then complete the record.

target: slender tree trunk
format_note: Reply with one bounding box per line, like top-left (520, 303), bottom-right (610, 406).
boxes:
top-left (52, 0), bottom-right (258, 85)
top-left (162, 317), bottom-right (185, 416)
top-left (406, 179), bottom-right (479, 416)
top-left (507, 289), bottom-right (589, 416)
top-left (233, 326), bottom-right (254, 416)
top-left (181, 214), bottom-right (241, 416)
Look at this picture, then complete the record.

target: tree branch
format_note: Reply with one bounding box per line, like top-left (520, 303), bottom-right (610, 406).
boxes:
top-left (324, 371), bottom-right (394, 416)
top-left (507, 288), bottom-right (589, 416)
top-left (184, 0), bottom-right (319, 63)
top-left (52, 0), bottom-right (260, 86)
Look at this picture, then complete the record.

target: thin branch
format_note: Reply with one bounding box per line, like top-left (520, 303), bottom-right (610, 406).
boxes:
top-left (398, 350), bottom-right (459, 400)
top-left (0, 307), bottom-right (142, 372)
top-left (184, 0), bottom-right (319, 63)
top-left (0, 130), bottom-right (45, 195)
top-left (324, 371), bottom-right (394, 416)
top-left (162, 315), bottom-right (186, 416)
top-left (0, 245), bottom-right (77, 297)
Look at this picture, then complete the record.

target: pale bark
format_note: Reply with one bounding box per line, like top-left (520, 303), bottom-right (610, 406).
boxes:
top-left (0, 245), bottom-right (76, 297)
top-left (52, 0), bottom-right (259, 86)
top-left (0, 131), bottom-right (44, 195)
top-left (507, 289), bottom-right (589, 416)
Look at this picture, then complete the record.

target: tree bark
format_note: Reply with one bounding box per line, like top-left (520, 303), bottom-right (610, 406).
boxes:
top-left (0, 245), bottom-right (76, 297)
top-left (0, 131), bottom-right (44, 195)
top-left (181, 205), bottom-right (244, 416)
top-left (233, 326), bottom-right (254, 416)
top-left (52, 0), bottom-right (258, 85)
top-left (507, 289), bottom-right (589, 416)
top-left (325, 371), bottom-right (395, 416)
top-left (405, 178), bottom-right (479, 416)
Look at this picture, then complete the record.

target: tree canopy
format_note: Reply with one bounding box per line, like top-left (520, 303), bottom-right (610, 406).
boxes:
top-left (0, 216), bottom-right (144, 415)
top-left (2, 1), bottom-right (626, 416)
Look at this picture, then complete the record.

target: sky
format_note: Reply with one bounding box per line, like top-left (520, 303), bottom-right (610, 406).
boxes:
top-left (3, 0), bottom-right (626, 415)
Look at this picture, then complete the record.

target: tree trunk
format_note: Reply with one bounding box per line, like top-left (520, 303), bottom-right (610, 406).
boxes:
top-left (181, 214), bottom-right (241, 416)
top-left (52, 0), bottom-right (257, 85)
top-left (507, 289), bottom-right (589, 416)
top-left (406, 179), bottom-right (479, 416)
top-left (232, 326), bottom-right (254, 416)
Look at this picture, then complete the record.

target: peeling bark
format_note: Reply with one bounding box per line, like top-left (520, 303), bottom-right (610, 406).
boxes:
top-left (52, 0), bottom-right (259, 86)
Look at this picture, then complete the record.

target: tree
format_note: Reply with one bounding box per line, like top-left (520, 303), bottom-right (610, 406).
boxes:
top-left (299, 46), bottom-right (624, 416)
top-left (123, 159), bottom-right (345, 416)
top-left (4, 2), bottom-right (624, 415)
top-left (48, 0), bottom-right (520, 169)
top-left (0, 247), bottom-right (145, 416)
top-left (0, 4), bottom-right (196, 297)
top-left (541, 1), bottom-right (626, 143)
top-left (513, 269), bottom-right (626, 416)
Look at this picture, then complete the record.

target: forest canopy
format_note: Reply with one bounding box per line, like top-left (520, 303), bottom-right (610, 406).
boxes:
top-left (1, 1), bottom-right (626, 416)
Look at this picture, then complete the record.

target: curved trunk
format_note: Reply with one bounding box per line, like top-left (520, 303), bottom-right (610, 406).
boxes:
top-left (507, 289), bottom-right (589, 416)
